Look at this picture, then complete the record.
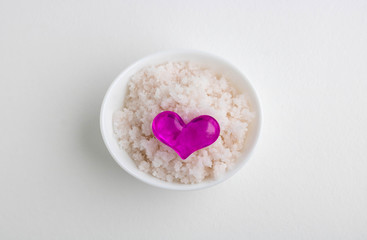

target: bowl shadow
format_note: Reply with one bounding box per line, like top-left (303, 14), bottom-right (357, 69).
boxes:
top-left (78, 69), bottom-right (153, 192)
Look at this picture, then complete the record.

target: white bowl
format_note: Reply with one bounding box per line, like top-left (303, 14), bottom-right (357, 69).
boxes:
top-left (100, 50), bottom-right (261, 190)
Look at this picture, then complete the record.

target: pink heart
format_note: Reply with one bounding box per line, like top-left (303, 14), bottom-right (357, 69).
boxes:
top-left (152, 111), bottom-right (220, 159)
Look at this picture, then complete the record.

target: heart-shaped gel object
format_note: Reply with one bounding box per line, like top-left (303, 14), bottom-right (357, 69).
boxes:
top-left (152, 111), bottom-right (220, 159)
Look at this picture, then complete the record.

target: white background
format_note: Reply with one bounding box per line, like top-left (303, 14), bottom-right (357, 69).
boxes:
top-left (1, 0), bottom-right (366, 239)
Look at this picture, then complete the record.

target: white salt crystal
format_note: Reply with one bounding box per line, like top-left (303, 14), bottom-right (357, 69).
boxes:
top-left (113, 62), bottom-right (254, 184)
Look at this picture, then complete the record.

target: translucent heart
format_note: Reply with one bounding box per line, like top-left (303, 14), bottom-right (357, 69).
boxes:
top-left (152, 111), bottom-right (220, 159)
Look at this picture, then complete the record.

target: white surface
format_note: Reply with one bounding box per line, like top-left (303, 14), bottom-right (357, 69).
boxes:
top-left (1, 0), bottom-right (366, 239)
top-left (100, 50), bottom-right (262, 190)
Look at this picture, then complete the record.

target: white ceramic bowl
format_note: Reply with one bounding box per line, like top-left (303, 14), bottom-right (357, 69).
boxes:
top-left (100, 50), bottom-right (261, 190)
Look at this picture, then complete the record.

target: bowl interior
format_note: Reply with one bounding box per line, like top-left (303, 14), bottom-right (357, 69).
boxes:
top-left (100, 50), bottom-right (261, 190)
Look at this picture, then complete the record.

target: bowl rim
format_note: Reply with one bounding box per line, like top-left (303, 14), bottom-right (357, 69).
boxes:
top-left (100, 49), bottom-right (262, 191)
